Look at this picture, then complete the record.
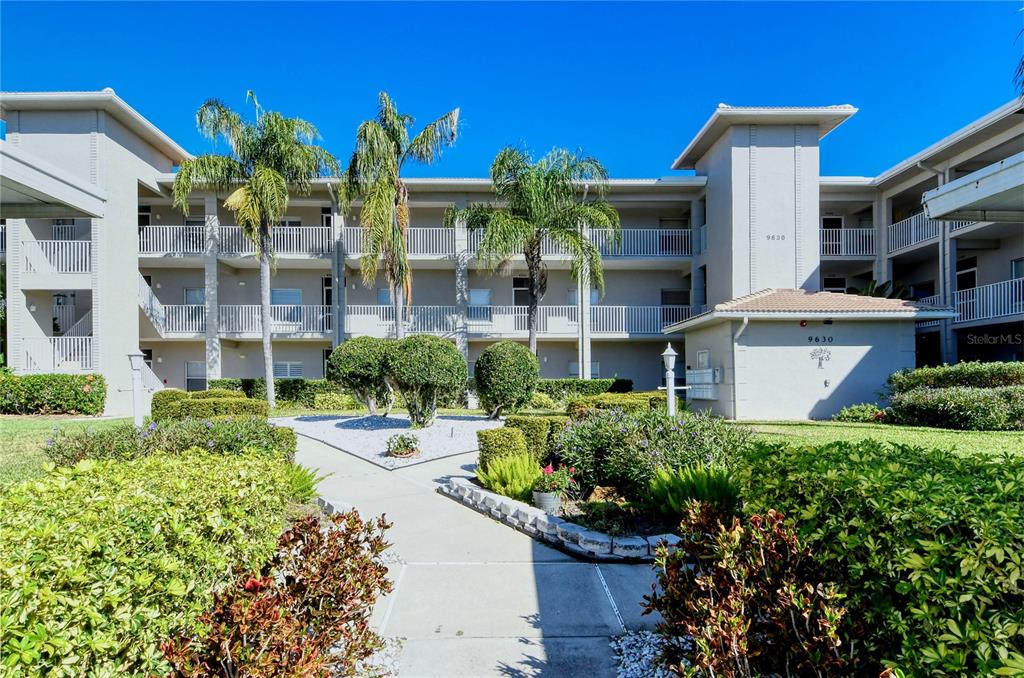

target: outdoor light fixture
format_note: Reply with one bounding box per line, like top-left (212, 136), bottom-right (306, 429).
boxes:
top-left (239, 353), bottom-right (247, 359)
top-left (28, 305), bottom-right (36, 312)
top-left (238, 281), bottom-right (246, 286)
top-left (662, 343), bottom-right (679, 417)
top-left (662, 343), bottom-right (677, 372)
top-left (800, 320), bottom-right (807, 327)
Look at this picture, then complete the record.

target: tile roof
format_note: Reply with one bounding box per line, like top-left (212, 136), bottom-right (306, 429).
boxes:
top-left (713, 288), bottom-right (952, 314)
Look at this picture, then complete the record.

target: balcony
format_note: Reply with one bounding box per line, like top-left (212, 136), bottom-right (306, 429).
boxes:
top-left (954, 279), bottom-right (1024, 325)
top-left (219, 305), bottom-right (333, 336)
top-left (820, 228), bottom-right (875, 257)
top-left (887, 214), bottom-right (976, 253)
top-left (343, 227), bottom-right (455, 257)
top-left (22, 336), bottom-right (93, 372)
top-left (343, 304), bottom-right (690, 338)
top-left (467, 228), bottom-right (693, 258)
top-left (221, 226), bottom-right (334, 257)
top-left (22, 240), bottom-right (91, 274)
top-left (139, 225), bottom-right (205, 255)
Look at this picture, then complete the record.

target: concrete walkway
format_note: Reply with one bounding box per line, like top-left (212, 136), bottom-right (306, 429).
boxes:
top-left (296, 435), bottom-right (660, 677)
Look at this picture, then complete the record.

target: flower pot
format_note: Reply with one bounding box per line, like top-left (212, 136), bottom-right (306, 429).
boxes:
top-left (533, 491), bottom-right (561, 514)
top-left (389, 448), bottom-right (421, 459)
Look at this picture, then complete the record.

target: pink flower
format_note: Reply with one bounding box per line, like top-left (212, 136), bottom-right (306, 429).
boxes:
top-left (542, 463), bottom-right (554, 475)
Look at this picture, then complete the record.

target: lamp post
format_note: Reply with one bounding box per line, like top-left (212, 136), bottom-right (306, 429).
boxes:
top-left (662, 343), bottom-right (678, 417)
top-left (127, 352), bottom-right (145, 427)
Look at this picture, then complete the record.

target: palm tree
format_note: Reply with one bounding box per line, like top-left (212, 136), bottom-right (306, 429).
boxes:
top-left (339, 92), bottom-right (460, 339)
top-left (444, 147), bottom-right (620, 353)
top-left (172, 92), bottom-right (338, 408)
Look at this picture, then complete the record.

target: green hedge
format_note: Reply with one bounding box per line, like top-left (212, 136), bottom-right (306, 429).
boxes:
top-left (535, 378), bottom-right (631, 400)
top-left (477, 427), bottom-right (530, 471)
top-left (151, 388), bottom-right (189, 420)
top-left (505, 415), bottom-right (569, 463)
top-left (889, 385), bottom-right (1024, 430)
top-left (888, 361), bottom-right (1024, 394)
top-left (166, 397), bottom-right (270, 421)
top-left (207, 378), bottom-right (342, 406)
top-left (0, 373), bottom-right (106, 415)
top-left (46, 416), bottom-right (297, 465)
top-left (190, 388), bottom-right (248, 400)
top-left (738, 439), bottom-right (1024, 674)
top-left (0, 452), bottom-right (310, 675)
top-left (312, 392), bottom-right (363, 411)
top-left (566, 391), bottom-right (665, 418)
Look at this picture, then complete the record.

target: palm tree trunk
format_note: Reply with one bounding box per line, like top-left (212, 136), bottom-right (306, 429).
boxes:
top-left (259, 221), bottom-right (276, 409)
top-left (526, 247), bottom-right (541, 354)
top-left (392, 284), bottom-right (406, 339)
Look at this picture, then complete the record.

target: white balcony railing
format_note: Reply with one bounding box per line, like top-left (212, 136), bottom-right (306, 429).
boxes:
top-left (139, 225), bottom-right (205, 255)
top-left (954, 279), bottom-right (1024, 324)
top-left (22, 240), bottom-right (91, 274)
top-left (63, 310), bottom-right (93, 337)
top-left (887, 214), bottom-right (976, 253)
top-left (0, 224), bottom-right (6, 255)
top-left (915, 294), bottom-right (942, 328)
top-left (22, 336), bottom-right (93, 372)
top-left (53, 305), bottom-right (77, 334)
top-left (820, 228), bottom-right (876, 256)
top-left (219, 305), bottom-right (332, 334)
top-left (344, 304), bottom-right (688, 337)
top-left (220, 226), bottom-right (333, 256)
top-left (164, 305), bottom-right (206, 334)
top-left (343, 227), bottom-right (455, 257)
top-left (591, 229), bottom-right (692, 257)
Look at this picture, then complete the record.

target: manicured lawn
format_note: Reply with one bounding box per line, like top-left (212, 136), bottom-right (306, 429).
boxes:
top-left (0, 416), bottom-right (128, 486)
top-left (746, 420), bottom-right (1024, 455)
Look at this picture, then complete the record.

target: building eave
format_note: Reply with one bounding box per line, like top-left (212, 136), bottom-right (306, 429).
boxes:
top-left (672, 104), bottom-right (858, 170)
top-left (922, 150), bottom-right (1024, 222)
top-left (0, 139), bottom-right (107, 218)
top-left (664, 308), bottom-right (957, 334)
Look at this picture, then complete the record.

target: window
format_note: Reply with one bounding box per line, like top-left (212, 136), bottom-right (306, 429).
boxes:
top-left (377, 288), bottom-right (391, 305)
top-left (321, 276), bottom-right (333, 306)
top-left (184, 287), bottom-right (205, 305)
top-left (821, 216), bottom-right (844, 229)
top-left (513, 277), bottom-right (530, 307)
top-left (322, 349), bottom-right (332, 377)
top-left (278, 217), bottom-right (301, 228)
top-left (659, 218), bottom-right (687, 230)
top-left (568, 362), bottom-right (601, 379)
top-left (141, 348), bottom-right (153, 368)
top-left (1012, 258), bottom-right (1024, 280)
top-left (185, 361), bottom-right (207, 392)
top-left (567, 287), bottom-right (599, 305)
top-left (910, 280), bottom-right (936, 300)
top-left (468, 289), bottom-right (492, 321)
top-left (321, 207), bottom-right (333, 229)
top-left (822, 277), bottom-right (846, 292)
top-left (271, 288), bottom-right (302, 306)
top-left (956, 256), bottom-right (978, 291)
top-left (138, 206), bottom-right (151, 228)
top-left (185, 217), bottom-right (205, 227)
top-left (273, 362), bottom-right (303, 379)
top-left (696, 350), bottom-right (710, 370)
top-left (660, 289), bottom-right (689, 306)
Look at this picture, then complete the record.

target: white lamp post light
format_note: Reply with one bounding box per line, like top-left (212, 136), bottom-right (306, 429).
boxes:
top-left (662, 343), bottom-right (678, 417)
top-left (127, 351), bottom-right (145, 427)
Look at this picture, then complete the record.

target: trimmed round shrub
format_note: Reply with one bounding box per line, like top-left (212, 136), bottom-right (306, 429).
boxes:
top-left (164, 397), bottom-right (270, 421)
top-left (505, 414), bottom-right (569, 463)
top-left (833, 402), bottom-right (887, 423)
top-left (535, 378), bottom-right (620, 400)
top-left (385, 335), bottom-right (467, 427)
top-left (476, 427), bottom-right (530, 472)
top-left (889, 385), bottom-right (1023, 430)
top-left (151, 388), bottom-right (189, 420)
top-left (474, 341), bottom-right (539, 419)
top-left (190, 388), bottom-right (248, 400)
top-left (327, 337), bottom-right (394, 414)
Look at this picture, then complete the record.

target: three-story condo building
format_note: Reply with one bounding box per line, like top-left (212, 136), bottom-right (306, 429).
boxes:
top-left (1, 89), bottom-right (1020, 416)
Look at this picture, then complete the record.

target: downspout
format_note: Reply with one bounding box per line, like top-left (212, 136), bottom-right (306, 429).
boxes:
top-left (730, 316), bottom-right (749, 420)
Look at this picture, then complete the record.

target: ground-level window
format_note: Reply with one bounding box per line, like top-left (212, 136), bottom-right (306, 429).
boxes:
top-left (274, 362), bottom-right (303, 379)
top-left (185, 361), bottom-right (207, 392)
top-left (568, 362), bottom-right (601, 379)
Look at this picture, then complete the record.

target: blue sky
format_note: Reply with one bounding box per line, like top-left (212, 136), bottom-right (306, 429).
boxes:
top-left (1, 2), bottom-right (1020, 178)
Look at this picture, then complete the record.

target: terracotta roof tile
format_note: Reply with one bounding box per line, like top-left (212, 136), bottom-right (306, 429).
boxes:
top-left (713, 289), bottom-right (952, 314)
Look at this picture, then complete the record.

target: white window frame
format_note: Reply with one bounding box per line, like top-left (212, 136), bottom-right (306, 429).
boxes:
top-left (321, 276), bottom-right (333, 306)
top-left (377, 288), bottom-right (392, 305)
top-left (568, 361), bottom-right (601, 379)
top-left (567, 287), bottom-right (599, 305)
top-left (184, 287), bottom-right (205, 305)
top-left (822, 276), bottom-right (846, 293)
top-left (696, 350), bottom-right (710, 370)
top-left (185, 361), bottom-right (207, 392)
top-left (273, 361), bottom-right (304, 379)
top-left (278, 217), bottom-right (302, 228)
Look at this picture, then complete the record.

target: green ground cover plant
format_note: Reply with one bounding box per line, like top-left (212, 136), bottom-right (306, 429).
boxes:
top-left (0, 452), bottom-right (313, 675)
top-left (0, 416), bottom-right (126, 486)
top-left (475, 452), bottom-right (540, 502)
top-left (0, 373), bottom-right (106, 415)
top-left (744, 420), bottom-right (1024, 454)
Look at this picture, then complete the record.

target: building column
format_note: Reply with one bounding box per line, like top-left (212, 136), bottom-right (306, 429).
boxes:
top-left (203, 195), bottom-right (221, 380)
top-left (453, 199), bottom-right (470, 361)
top-left (6, 219), bottom-right (24, 371)
top-left (577, 225), bottom-right (592, 379)
top-left (692, 265), bottom-right (706, 314)
top-left (940, 232), bottom-right (958, 364)
top-left (331, 203), bottom-right (346, 347)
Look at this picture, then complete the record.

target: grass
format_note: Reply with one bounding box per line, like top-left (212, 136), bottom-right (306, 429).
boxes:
top-left (746, 420), bottom-right (1024, 455)
top-left (0, 416), bottom-right (128, 486)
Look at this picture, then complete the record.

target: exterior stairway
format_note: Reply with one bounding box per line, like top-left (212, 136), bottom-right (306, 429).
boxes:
top-left (138, 273), bottom-right (167, 336)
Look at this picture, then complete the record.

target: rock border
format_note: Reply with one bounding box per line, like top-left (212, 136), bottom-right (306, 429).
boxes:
top-left (438, 478), bottom-right (682, 562)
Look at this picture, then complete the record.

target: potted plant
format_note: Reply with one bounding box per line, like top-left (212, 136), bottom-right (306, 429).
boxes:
top-left (532, 464), bottom-right (575, 514)
top-left (386, 433), bottom-right (420, 459)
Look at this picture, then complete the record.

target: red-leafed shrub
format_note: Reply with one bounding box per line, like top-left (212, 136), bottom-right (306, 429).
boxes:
top-left (643, 503), bottom-right (850, 676)
top-left (163, 511), bottom-right (393, 677)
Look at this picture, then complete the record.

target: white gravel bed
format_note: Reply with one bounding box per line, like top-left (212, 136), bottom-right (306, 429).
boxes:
top-left (611, 630), bottom-right (691, 678)
top-left (272, 414), bottom-right (503, 470)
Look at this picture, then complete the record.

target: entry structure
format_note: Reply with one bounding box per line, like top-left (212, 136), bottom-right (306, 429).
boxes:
top-left (664, 289), bottom-right (957, 420)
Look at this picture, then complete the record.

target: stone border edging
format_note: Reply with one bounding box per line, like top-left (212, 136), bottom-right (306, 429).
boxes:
top-left (438, 478), bottom-right (682, 562)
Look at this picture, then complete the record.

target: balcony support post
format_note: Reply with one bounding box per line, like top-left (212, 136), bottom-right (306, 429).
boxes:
top-left (940, 232), bottom-right (958, 364)
top-left (453, 200), bottom-right (470, 361)
top-left (203, 195), bottom-right (221, 380)
top-left (331, 204), bottom-right (346, 346)
top-left (577, 225), bottom-right (592, 379)
top-left (6, 219), bottom-right (25, 371)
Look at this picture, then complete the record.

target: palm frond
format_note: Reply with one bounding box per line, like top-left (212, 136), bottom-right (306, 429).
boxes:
top-left (172, 154), bottom-right (247, 214)
top-left (405, 107), bottom-right (460, 166)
